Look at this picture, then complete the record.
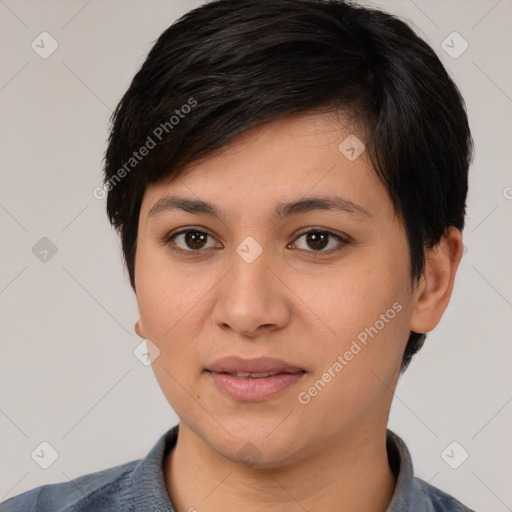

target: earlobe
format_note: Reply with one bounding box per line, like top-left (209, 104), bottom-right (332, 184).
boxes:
top-left (409, 227), bottom-right (464, 334)
top-left (134, 319), bottom-right (147, 339)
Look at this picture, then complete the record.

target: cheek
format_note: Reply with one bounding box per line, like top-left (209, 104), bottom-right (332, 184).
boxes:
top-left (135, 241), bottom-right (207, 341)
top-left (135, 246), bottom-right (206, 411)
top-left (309, 245), bottom-right (409, 343)
top-left (293, 272), bottom-right (411, 431)
top-left (297, 239), bottom-right (412, 390)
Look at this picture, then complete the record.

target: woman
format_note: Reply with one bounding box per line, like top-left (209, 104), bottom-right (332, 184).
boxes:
top-left (2, 0), bottom-right (475, 510)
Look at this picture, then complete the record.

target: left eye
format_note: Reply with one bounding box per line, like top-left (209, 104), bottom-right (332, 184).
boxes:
top-left (290, 230), bottom-right (348, 253)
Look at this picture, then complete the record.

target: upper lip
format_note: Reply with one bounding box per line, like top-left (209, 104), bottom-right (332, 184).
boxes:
top-left (206, 356), bottom-right (305, 374)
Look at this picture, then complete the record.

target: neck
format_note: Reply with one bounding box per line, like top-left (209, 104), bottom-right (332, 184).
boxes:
top-left (164, 423), bottom-right (396, 512)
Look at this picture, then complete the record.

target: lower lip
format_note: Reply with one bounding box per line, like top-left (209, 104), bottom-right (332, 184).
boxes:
top-left (208, 371), bottom-right (304, 402)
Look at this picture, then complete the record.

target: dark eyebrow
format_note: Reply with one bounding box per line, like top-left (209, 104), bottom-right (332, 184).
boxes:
top-left (272, 196), bottom-right (372, 221)
top-left (147, 195), bottom-right (373, 222)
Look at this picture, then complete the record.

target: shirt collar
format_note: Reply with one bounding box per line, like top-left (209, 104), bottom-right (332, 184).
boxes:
top-left (385, 429), bottom-right (417, 511)
top-left (129, 425), bottom-right (417, 511)
top-left (131, 425), bottom-right (179, 511)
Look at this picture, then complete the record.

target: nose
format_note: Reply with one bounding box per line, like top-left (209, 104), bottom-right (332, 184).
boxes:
top-left (212, 243), bottom-right (292, 338)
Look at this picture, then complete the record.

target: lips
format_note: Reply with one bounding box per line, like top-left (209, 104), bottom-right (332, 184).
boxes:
top-left (206, 356), bottom-right (305, 375)
top-left (206, 356), bottom-right (305, 401)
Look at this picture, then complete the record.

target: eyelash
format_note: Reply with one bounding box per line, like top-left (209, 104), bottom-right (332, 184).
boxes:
top-left (163, 227), bottom-right (350, 257)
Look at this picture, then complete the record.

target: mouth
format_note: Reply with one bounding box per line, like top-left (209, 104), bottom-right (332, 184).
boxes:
top-left (206, 356), bottom-right (305, 374)
top-left (205, 356), bottom-right (306, 401)
top-left (214, 371), bottom-right (292, 378)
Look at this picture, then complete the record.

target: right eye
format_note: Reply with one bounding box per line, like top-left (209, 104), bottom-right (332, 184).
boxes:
top-left (165, 228), bottom-right (222, 254)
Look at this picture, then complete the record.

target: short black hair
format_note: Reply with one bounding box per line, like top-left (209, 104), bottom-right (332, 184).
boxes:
top-left (103, 0), bottom-right (473, 372)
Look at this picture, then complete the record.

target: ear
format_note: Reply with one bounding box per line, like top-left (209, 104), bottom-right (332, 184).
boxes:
top-left (134, 319), bottom-right (147, 339)
top-left (410, 227), bottom-right (464, 334)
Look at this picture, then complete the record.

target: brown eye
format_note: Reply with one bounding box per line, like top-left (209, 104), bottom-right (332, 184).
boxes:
top-left (305, 231), bottom-right (329, 251)
top-left (291, 230), bottom-right (349, 253)
top-left (167, 229), bottom-right (219, 252)
top-left (183, 231), bottom-right (209, 250)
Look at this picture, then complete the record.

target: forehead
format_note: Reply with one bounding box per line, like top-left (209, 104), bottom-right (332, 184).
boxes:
top-left (139, 113), bottom-right (391, 222)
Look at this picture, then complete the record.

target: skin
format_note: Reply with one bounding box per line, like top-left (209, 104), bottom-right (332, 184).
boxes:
top-left (133, 113), bottom-right (463, 512)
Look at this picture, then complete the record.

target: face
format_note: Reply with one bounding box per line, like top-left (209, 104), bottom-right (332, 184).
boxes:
top-left (134, 113), bottom-right (418, 468)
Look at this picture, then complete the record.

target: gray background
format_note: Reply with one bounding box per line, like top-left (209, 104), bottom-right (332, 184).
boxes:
top-left (0, 0), bottom-right (511, 510)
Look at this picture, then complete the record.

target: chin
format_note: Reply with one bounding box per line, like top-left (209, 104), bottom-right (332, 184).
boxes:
top-left (206, 420), bottom-right (305, 469)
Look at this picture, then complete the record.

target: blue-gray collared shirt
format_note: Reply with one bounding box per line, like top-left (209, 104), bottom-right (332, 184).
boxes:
top-left (1, 425), bottom-right (476, 511)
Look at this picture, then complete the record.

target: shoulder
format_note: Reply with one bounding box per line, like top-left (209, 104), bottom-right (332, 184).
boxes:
top-left (0, 459), bottom-right (139, 512)
top-left (386, 430), bottom-right (476, 512)
top-left (1, 426), bottom-right (179, 512)
top-left (409, 477), bottom-right (476, 512)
